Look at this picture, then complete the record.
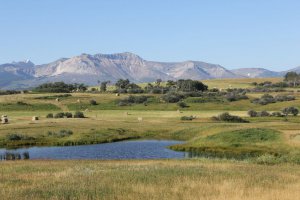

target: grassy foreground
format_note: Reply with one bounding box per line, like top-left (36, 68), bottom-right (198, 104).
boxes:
top-left (1, 159), bottom-right (299, 200)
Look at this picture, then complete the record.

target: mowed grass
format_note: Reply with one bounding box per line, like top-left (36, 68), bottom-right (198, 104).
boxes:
top-left (0, 160), bottom-right (299, 200)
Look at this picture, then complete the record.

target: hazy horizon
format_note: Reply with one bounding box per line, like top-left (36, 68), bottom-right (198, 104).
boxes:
top-left (1, 0), bottom-right (300, 71)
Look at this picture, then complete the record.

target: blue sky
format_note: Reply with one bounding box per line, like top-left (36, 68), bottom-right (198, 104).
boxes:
top-left (0, 0), bottom-right (300, 71)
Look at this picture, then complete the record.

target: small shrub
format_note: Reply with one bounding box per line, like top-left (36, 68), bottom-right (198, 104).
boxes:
top-left (47, 130), bottom-right (73, 137)
top-left (275, 94), bottom-right (295, 102)
top-left (64, 112), bottom-right (73, 118)
top-left (213, 112), bottom-right (249, 123)
top-left (255, 154), bottom-right (281, 165)
top-left (225, 92), bottom-right (248, 102)
top-left (290, 107), bottom-right (299, 116)
top-left (118, 95), bottom-right (149, 106)
top-left (259, 111), bottom-right (270, 117)
top-left (58, 130), bottom-right (73, 137)
top-left (127, 88), bottom-right (144, 94)
top-left (6, 133), bottom-right (35, 141)
top-left (180, 116), bottom-right (195, 121)
top-left (89, 99), bottom-right (97, 105)
top-left (271, 112), bottom-right (284, 117)
top-left (247, 110), bottom-right (258, 117)
top-left (46, 113), bottom-right (54, 118)
top-left (91, 88), bottom-right (97, 92)
top-left (54, 112), bottom-right (65, 118)
top-left (74, 111), bottom-right (85, 118)
top-left (177, 101), bottom-right (188, 108)
top-left (161, 93), bottom-right (184, 103)
top-left (282, 107), bottom-right (299, 116)
top-left (252, 94), bottom-right (295, 105)
top-left (6, 134), bottom-right (23, 141)
top-left (16, 101), bottom-right (28, 105)
top-left (129, 95), bottom-right (148, 104)
top-left (118, 101), bottom-right (130, 106)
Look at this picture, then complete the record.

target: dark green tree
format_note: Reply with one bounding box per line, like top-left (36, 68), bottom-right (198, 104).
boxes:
top-left (176, 79), bottom-right (208, 92)
top-left (100, 81), bottom-right (109, 92)
top-left (155, 79), bottom-right (162, 86)
top-left (115, 79), bottom-right (130, 89)
top-left (284, 72), bottom-right (299, 87)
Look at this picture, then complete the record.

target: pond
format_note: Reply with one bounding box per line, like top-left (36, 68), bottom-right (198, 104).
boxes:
top-left (0, 140), bottom-right (186, 160)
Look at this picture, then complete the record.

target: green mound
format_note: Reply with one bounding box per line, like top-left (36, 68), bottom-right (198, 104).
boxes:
top-left (206, 128), bottom-right (280, 144)
top-left (171, 128), bottom-right (285, 159)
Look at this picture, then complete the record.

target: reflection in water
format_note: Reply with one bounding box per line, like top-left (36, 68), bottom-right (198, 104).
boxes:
top-left (0, 140), bottom-right (185, 160)
top-left (0, 151), bottom-right (29, 160)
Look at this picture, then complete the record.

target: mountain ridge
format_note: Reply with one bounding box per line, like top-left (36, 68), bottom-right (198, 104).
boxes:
top-left (0, 52), bottom-right (293, 89)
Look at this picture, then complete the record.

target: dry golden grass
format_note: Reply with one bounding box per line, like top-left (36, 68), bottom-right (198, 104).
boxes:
top-left (0, 159), bottom-right (299, 200)
top-left (202, 77), bottom-right (283, 89)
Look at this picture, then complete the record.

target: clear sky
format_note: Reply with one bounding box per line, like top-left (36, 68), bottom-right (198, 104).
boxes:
top-left (0, 0), bottom-right (300, 71)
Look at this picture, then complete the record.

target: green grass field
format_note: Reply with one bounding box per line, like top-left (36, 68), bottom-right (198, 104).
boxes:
top-left (0, 78), bottom-right (300, 199)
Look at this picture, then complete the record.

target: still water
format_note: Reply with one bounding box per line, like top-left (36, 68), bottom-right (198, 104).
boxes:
top-left (0, 140), bottom-right (186, 160)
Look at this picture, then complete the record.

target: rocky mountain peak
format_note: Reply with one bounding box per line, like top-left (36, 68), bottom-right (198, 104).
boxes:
top-left (94, 52), bottom-right (143, 61)
top-left (0, 52), bottom-right (293, 89)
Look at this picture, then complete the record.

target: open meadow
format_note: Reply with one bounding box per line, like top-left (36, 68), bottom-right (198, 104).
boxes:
top-left (1, 159), bottom-right (300, 200)
top-left (0, 78), bottom-right (300, 199)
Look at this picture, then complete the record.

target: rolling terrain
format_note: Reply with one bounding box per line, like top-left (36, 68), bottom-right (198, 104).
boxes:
top-left (0, 77), bottom-right (300, 200)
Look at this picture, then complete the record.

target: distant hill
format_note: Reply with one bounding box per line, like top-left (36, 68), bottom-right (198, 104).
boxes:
top-left (285, 66), bottom-right (300, 73)
top-left (0, 52), bottom-right (295, 89)
top-left (231, 68), bottom-right (283, 78)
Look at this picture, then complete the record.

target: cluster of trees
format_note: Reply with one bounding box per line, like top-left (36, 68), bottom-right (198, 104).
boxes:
top-left (252, 94), bottom-right (295, 105)
top-left (115, 79), bottom-right (144, 93)
top-left (113, 79), bottom-right (208, 94)
top-left (248, 107), bottom-right (299, 117)
top-left (34, 82), bottom-right (87, 93)
top-left (250, 72), bottom-right (300, 89)
top-left (115, 86), bottom-right (250, 107)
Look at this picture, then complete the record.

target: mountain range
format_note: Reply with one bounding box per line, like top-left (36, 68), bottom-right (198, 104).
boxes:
top-left (0, 52), bottom-right (298, 90)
